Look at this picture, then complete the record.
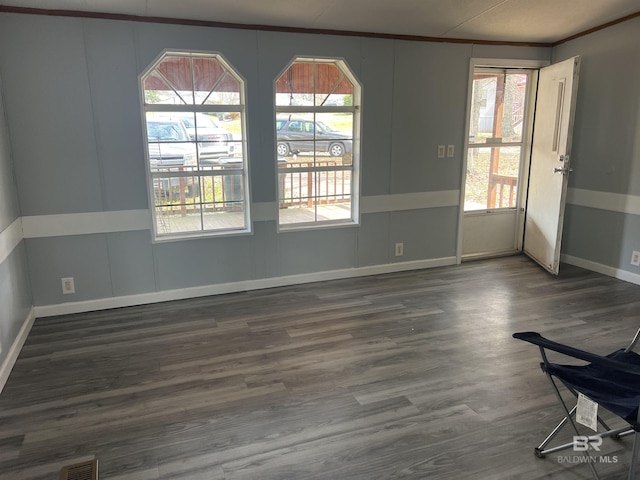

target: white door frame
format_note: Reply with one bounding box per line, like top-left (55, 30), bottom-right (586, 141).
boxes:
top-left (456, 58), bottom-right (550, 264)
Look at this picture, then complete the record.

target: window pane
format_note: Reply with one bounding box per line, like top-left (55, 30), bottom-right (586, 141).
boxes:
top-left (152, 175), bottom-right (200, 206)
top-left (316, 168), bottom-right (351, 204)
top-left (275, 58), bottom-right (359, 228)
top-left (315, 112), bottom-right (353, 161)
top-left (279, 169), bottom-right (317, 213)
top-left (195, 174), bottom-right (243, 204)
top-left (142, 52), bottom-right (248, 238)
top-left (156, 205), bottom-right (202, 235)
top-left (314, 62), bottom-right (353, 106)
top-left (278, 169), bottom-right (352, 225)
top-left (275, 113), bottom-right (353, 164)
top-left (275, 112), bottom-right (313, 159)
top-left (324, 76), bottom-right (354, 107)
top-left (147, 143), bottom-right (197, 172)
top-left (469, 73), bottom-right (527, 144)
top-left (202, 75), bottom-right (241, 105)
top-left (154, 56), bottom-right (194, 105)
top-left (203, 203), bottom-right (245, 230)
top-left (192, 57), bottom-right (241, 105)
top-left (317, 199), bottom-right (351, 221)
top-left (464, 146), bottom-right (521, 211)
top-left (143, 72), bottom-right (186, 105)
top-left (275, 63), bottom-right (314, 106)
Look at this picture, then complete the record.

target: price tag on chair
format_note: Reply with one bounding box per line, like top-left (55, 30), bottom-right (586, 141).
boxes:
top-left (576, 393), bottom-right (598, 432)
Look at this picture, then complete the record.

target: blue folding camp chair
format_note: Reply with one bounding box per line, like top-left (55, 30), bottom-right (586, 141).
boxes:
top-left (513, 330), bottom-right (640, 480)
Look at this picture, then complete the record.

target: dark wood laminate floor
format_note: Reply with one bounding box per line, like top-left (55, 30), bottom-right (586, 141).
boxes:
top-left (1, 255), bottom-right (640, 479)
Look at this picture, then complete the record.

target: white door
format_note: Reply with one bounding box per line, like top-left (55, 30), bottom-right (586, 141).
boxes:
top-left (524, 56), bottom-right (581, 274)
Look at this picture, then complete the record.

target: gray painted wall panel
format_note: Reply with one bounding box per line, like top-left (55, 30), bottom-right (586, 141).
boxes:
top-left (154, 234), bottom-right (255, 291)
top-left (563, 205), bottom-right (640, 274)
top-left (553, 17), bottom-right (640, 197)
top-left (251, 221), bottom-right (280, 279)
top-left (107, 230), bottom-right (156, 297)
top-left (389, 207), bottom-right (458, 262)
top-left (0, 11), bottom-right (553, 308)
top-left (552, 17), bottom-right (640, 272)
top-left (83, 19), bottom-right (149, 211)
top-left (0, 69), bottom-right (31, 369)
top-left (470, 44), bottom-right (551, 62)
top-left (357, 212), bottom-right (390, 267)
top-left (0, 77), bottom-right (19, 231)
top-left (360, 39), bottom-right (395, 197)
top-left (26, 235), bottom-right (113, 305)
top-left (390, 41), bottom-right (471, 194)
top-left (133, 22), bottom-right (260, 85)
top-left (278, 227), bottom-right (357, 276)
top-left (0, 14), bottom-right (103, 216)
top-left (0, 244), bottom-right (32, 368)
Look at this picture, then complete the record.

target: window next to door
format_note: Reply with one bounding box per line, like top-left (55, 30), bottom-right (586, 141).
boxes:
top-left (465, 69), bottom-right (529, 212)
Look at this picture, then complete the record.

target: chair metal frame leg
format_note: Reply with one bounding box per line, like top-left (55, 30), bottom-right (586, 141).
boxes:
top-left (629, 409), bottom-right (640, 480)
top-left (535, 405), bottom-right (633, 458)
top-left (541, 347), bottom-right (601, 480)
top-left (514, 329), bottom-right (640, 480)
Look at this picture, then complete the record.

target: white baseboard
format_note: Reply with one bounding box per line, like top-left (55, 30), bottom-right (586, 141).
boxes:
top-left (35, 256), bottom-right (458, 318)
top-left (0, 307), bottom-right (36, 394)
top-left (561, 254), bottom-right (640, 286)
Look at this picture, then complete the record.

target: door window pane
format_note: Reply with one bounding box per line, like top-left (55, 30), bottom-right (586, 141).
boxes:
top-left (469, 73), bottom-right (528, 145)
top-left (465, 146), bottom-right (521, 210)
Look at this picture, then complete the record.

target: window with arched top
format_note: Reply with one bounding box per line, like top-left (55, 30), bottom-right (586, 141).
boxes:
top-left (141, 51), bottom-right (249, 240)
top-left (275, 57), bottom-right (361, 228)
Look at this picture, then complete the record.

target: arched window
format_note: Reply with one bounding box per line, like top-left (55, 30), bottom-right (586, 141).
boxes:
top-left (141, 51), bottom-right (249, 240)
top-left (275, 58), bottom-right (361, 228)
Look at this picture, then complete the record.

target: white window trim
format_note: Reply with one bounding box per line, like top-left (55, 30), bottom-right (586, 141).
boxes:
top-left (140, 50), bottom-right (251, 242)
top-left (275, 57), bottom-right (362, 231)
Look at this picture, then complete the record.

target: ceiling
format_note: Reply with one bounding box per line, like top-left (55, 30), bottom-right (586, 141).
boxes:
top-left (1, 0), bottom-right (639, 44)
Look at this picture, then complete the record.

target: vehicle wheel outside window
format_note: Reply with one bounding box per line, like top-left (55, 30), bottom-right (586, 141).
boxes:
top-left (277, 142), bottom-right (290, 156)
top-left (329, 143), bottom-right (344, 157)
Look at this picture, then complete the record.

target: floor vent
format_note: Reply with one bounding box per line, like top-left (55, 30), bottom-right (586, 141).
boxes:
top-left (60, 459), bottom-right (98, 480)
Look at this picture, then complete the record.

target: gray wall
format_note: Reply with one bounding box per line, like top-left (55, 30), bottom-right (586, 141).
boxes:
top-left (0, 10), bottom-right (637, 315)
top-left (0, 75), bottom-right (32, 367)
top-left (0, 12), bottom-right (552, 308)
top-left (553, 17), bottom-right (640, 274)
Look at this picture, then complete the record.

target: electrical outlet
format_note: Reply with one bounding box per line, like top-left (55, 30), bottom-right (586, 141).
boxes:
top-left (61, 277), bottom-right (75, 295)
top-left (437, 145), bottom-right (445, 158)
top-left (395, 242), bottom-right (404, 257)
top-left (631, 251), bottom-right (640, 267)
top-left (447, 145), bottom-right (455, 157)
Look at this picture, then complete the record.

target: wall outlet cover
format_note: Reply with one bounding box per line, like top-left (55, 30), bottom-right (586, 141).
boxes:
top-left (447, 145), bottom-right (455, 157)
top-left (61, 277), bottom-right (75, 295)
top-left (632, 251), bottom-right (640, 267)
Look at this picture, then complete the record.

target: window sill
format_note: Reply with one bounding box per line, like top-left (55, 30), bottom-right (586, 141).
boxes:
top-left (277, 219), bottom-right (358, 233)
top-left (153, 226), bottom-right (253, 243)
